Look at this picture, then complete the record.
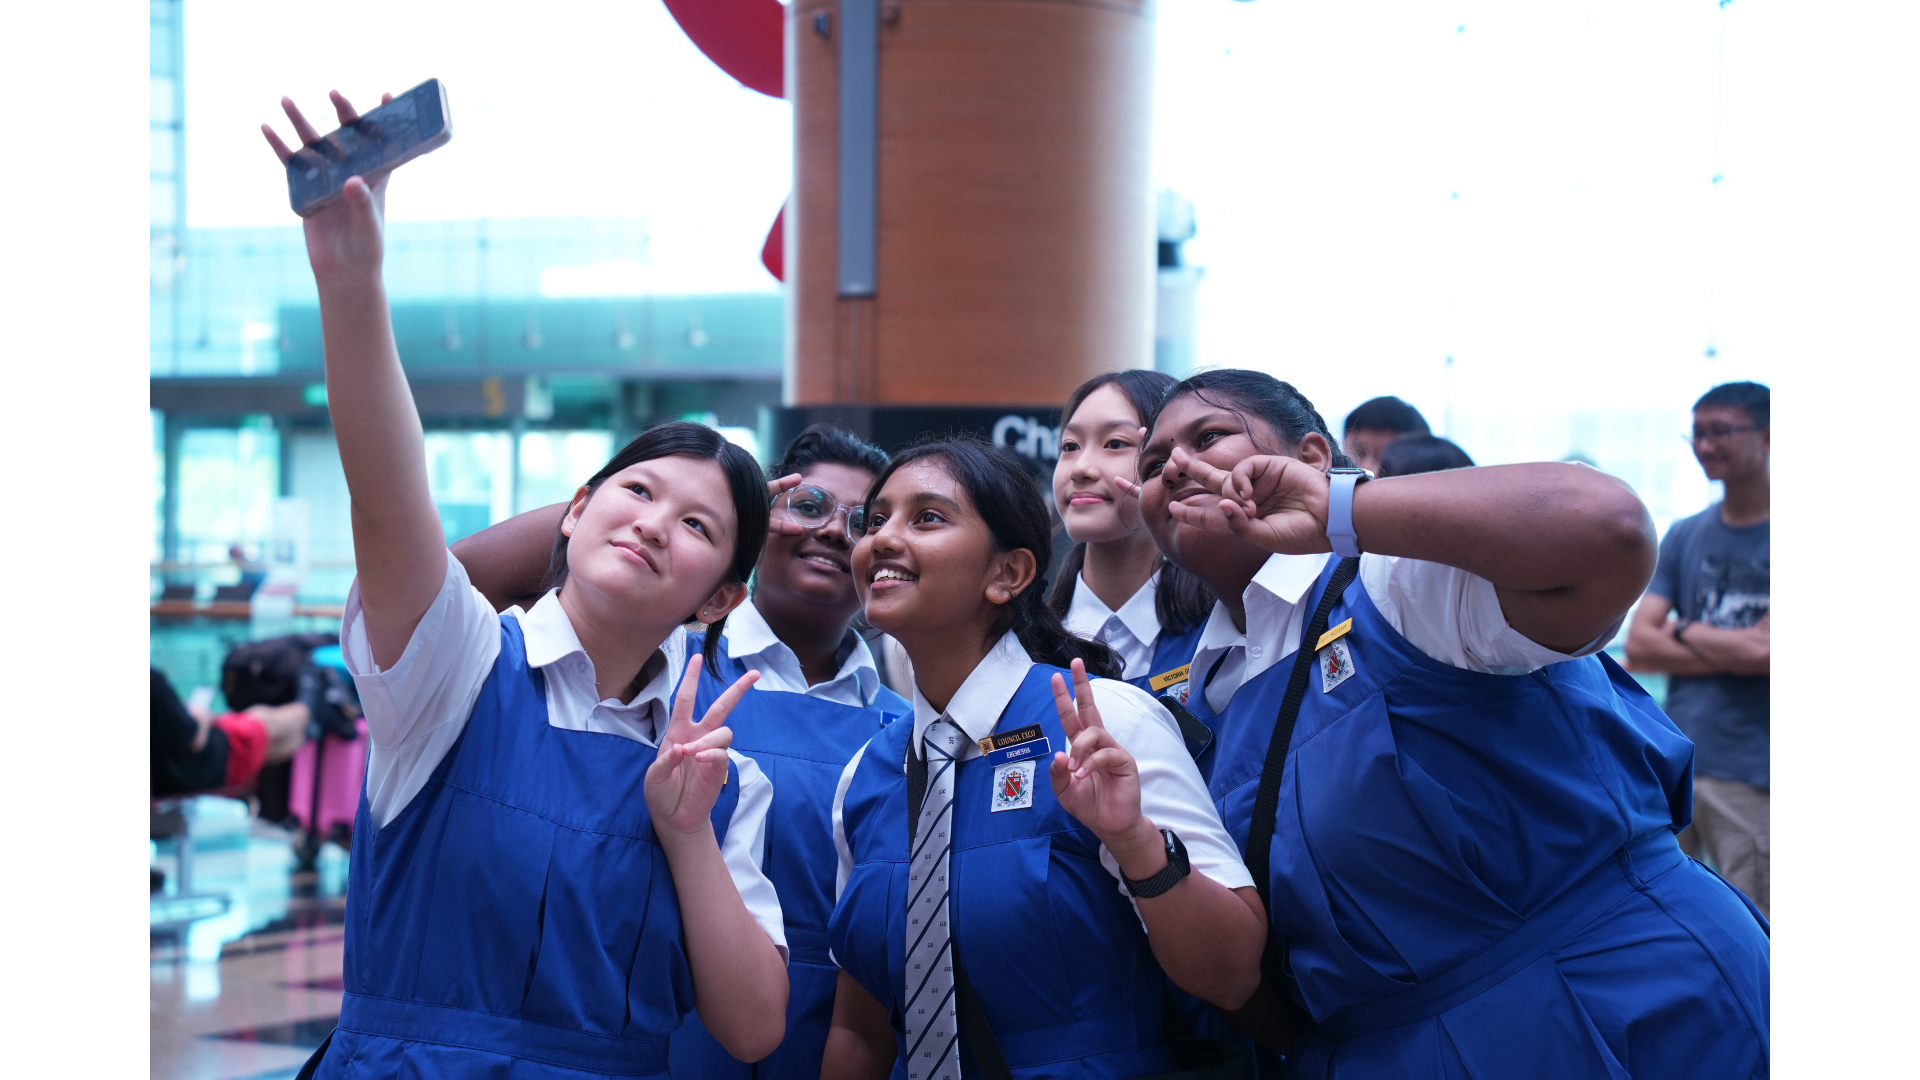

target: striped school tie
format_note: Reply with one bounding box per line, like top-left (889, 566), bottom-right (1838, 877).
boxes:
top-left (905, 717), bottom-right (970, 1080)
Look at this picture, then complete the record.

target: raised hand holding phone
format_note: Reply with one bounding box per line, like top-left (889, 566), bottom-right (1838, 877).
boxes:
top-left (263, 92), bottom-right (396, 284)
top-left (646, 655), bottom-right (760, 837)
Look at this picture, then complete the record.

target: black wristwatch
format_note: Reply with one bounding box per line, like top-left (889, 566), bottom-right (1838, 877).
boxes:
top-left (1121, 829), bottom-right (1192, 899)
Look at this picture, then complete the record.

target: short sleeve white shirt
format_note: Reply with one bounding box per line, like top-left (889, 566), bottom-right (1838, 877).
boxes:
top-left (831, 631), bottom-right (1253, 909)
top-left (1061, 571), bottom-right (1164, 682)
top-left (722, 598), bottom-right (883, 708)
top-left (1191, 551), bottom-right (1622, 713)
top-left (342, 551), bottom-right (787, 956)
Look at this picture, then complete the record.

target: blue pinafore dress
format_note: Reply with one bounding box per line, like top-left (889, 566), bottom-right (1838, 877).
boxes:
top-left (317, 616), bottom-right (738, 1079)
top-left (1208, 559), bottom-right (1769, 1078)
top-left (669, 633), bottom-right (911, 1080)
top-left (830, 666), bottom-right (1179, 1080)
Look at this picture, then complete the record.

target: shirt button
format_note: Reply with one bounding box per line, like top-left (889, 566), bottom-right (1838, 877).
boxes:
top-left (1249, 646), bottom-right (1264, 658)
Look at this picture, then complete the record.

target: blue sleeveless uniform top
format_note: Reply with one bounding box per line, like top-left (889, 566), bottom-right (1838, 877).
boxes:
top-left (830, 665), bottom-right (1176, 1080)
top-left (1206, 559), bottom-right (1769, 1078)
top-left (322, 616), bottom-right (739, 1080)
top-left (670, 632), bottom-right (910, 1080)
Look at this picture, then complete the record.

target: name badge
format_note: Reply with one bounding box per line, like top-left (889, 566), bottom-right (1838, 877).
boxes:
top-left (1148, 663), bottom-right (1192, 693)
top-left (985, 735), bottom-right (1051, 769)
top-left (978, 724), bottom-right (1044, 756)
top-left (991, 760), bottom-right (1037, 812)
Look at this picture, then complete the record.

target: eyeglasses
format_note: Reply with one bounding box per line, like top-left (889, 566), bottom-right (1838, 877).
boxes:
top-left (1684, 424), bottom-right (1762, 445)
top-left (778, 485), bottom-right (866, 541)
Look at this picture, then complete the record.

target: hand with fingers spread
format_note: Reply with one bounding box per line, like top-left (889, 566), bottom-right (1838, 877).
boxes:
top-left (1166, 446), bottom-right (1335, 557)
top-left (1048, 659), bottom-right (1155, 854)
top-left (765, 472), bottom-right (807, 536)
top-left (646, 655), bottom-right (759, 838)
top-left (262, 90), bottom-right (395, 282)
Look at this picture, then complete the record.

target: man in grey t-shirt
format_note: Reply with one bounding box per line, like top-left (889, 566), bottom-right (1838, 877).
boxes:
top-left (1627, 381), bottom-right (1771, 917)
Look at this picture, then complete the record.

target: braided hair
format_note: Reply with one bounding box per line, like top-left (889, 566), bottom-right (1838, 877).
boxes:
top-left (863, 437), bottom-right (1122, 679)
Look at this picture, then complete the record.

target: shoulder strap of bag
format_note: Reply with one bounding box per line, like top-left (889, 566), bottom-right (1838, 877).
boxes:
top-left (1244, 557), bottom-right (1361, 907)
top-left (906, 746), bottom-right (1018, 1080)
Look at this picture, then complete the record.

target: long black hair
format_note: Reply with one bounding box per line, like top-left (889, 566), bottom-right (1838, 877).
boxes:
top-left (771, 422), bottom-right (891, 482)
top-left (1147, 369), bottom-right (1358, 470)
top-left (544, 420), bottom-right (770, 671)
top-left (863, 437), bottom-right (1122, 679)
top-left (1045, 370), bottom-right (1215, 634)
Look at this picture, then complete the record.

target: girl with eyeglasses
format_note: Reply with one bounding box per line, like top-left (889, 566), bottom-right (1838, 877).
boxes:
top-left (1127, 369), bottom-right (1768, 1077)
top-left (461, 424), bottom-right (912, 1080)
top-left (823, 439), bottom-right (1266, 1080)
top-left (265, 91), bottom-right (789, 1079)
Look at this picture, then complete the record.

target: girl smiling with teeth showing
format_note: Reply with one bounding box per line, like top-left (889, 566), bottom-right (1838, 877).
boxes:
top-left (821, 439), bottom-right (1265, 1080)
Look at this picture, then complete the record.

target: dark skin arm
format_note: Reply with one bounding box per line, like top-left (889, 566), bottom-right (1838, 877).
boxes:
top-left (821, 971), bottom-right (895, 1080)
top-left (451, 475), bottom-right (807, 615)
top-left (1165, 450), bottom-right (1655, 654)
top-left (449, 502), bottom-right (568, 613)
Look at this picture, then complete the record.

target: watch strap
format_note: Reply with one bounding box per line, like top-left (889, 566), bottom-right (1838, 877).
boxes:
top-left (1122, 829), bottom-right (1191, 899)
top-left (1326, 468), bottom-right (1369, 557)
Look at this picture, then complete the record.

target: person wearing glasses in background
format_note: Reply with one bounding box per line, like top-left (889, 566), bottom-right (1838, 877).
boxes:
top-left (458, 423), bottom-right (912, 1080)
top-left (1626, 382), bottom-right (1771, 917)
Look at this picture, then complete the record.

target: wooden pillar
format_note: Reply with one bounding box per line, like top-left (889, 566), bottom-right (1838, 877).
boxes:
top-left (787, 0), bottom-right (1156, 408)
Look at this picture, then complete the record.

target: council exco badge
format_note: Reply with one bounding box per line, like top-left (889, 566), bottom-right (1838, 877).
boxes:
top-left (991, 760), bottom-right (1036, 812)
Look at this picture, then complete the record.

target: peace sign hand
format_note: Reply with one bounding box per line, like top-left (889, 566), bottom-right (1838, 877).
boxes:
top-left (1165, 447), bottom-right (1335, 556)
top-left (1048, 659), bottom-right (1145, 843)
top-left (262, 91), bottom-right (393, 283)
top-left (645, 655), bottom-right (759, 838)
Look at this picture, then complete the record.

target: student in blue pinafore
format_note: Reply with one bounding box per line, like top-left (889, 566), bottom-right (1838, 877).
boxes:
top-left (264, 94), bottom-right (789, 1079)
top-left (822, 439), bottom-right (1268, 1080)
top-left (673, 426), bottom-right (913, 1080)
top-left (1128, 370), bottom-right (1769, 1078)
top-left (1048, 372), bottom-right (1218, 775)
top-left (456, 425), bottom-right (914, 1080)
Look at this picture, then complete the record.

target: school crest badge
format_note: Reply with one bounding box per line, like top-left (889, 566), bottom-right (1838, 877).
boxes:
top-left (1319, 638), bottom-right (1356, 693)
top-left (991, 760), bottom-right (1036, 812)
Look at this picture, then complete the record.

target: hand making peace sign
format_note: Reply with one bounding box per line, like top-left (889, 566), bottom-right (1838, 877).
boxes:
top-left (645, 656), bottom-right (760, 837)
top-left (1048, 658), bottom-right (1145, 842)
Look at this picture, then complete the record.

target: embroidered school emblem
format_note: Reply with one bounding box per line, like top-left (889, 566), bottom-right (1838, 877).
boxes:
top-left (1319, 638), bottom-right (1356, 693)
top-left (991, 761), bottom-right (1036, 812)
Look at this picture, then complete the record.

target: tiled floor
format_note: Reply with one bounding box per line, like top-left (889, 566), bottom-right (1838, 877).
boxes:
top-left (151, 803), bottom-right (348, 1080)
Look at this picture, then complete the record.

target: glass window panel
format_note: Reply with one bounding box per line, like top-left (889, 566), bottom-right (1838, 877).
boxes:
top-left (175, 425), bottom-right (281, 567)
top-left (424, 431), bottom-right (514, 544)
top-left (515, 431), bottom-right (613, 515)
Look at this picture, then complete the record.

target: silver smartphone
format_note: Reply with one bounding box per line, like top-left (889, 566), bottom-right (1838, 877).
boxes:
top-left (285, 78), bottom-right (452, 217)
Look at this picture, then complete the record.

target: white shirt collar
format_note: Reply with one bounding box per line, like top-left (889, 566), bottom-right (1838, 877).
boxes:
top-left (910, 630), bottom-right (1034, 755)
top-left (515, 588), bottom-right (686, 719)
top-left (1063, 570), bottom-right (1163, 653)
top-left (724, 597), bottom-right (882, 705)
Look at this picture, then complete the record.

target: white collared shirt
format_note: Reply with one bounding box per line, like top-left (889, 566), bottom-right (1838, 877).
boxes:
top-left (342, 551), bottom-right (786, 955)
top-left (830, 631), bottom-right (1253, 908)
top-left (1061, 571), bottom-right (1164, 682)
top-left (724, 597), bottom-right (882, 708)
top-left (1191, 552), bottom-right (1620, 714)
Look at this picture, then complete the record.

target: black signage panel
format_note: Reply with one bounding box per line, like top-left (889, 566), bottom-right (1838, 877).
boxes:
top-left (772, 404), bottom-right (1064, 482)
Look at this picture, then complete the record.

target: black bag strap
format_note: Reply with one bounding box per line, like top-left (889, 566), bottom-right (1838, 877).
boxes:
top-left (906, 743), bottom-right (1018, 1080)
top-left (1244, 557), bottom-right (1361, 909)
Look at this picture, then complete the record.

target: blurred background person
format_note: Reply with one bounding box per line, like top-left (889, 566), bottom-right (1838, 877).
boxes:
top-left (1340, 395), bottom-right (1431, 474)
top-left (1375, 434), bottom-right (1475, 478)
top-left (151, 667), bottom-right (311, 799)
top-left (1625, 381), bottom-right (1770, 917)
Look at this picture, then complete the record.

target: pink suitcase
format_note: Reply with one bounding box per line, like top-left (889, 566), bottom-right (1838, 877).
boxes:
top-left (288, 719), bottom-right (369, 838)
